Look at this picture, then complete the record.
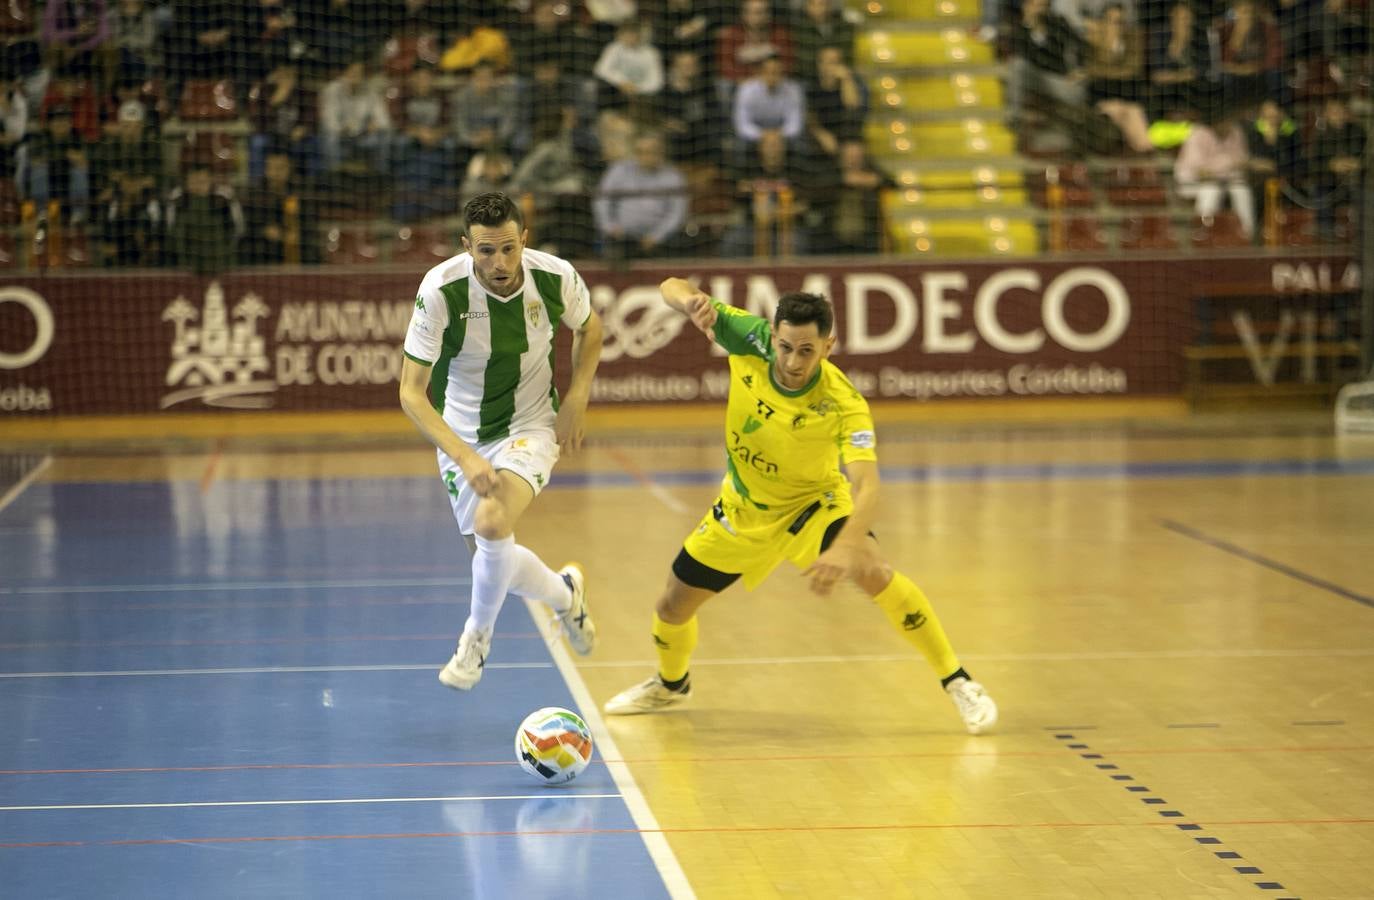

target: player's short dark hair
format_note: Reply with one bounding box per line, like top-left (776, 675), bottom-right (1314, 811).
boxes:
top-left (463, 192), bottom-right (524, 236)
top-left (774, 292), bottom-right (834, 337)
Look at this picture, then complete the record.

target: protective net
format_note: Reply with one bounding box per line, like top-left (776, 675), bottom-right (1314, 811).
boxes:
top-left (0, 1), bottom-right (1368, 416)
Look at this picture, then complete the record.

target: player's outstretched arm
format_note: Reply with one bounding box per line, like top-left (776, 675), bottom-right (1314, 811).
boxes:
top-left (398, 356), bottom-right (499, 497)
top-left (660, 277), bottom-right (717, 337)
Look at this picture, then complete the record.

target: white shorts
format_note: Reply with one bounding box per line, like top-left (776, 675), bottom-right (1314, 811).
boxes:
top-left (437, 431), bottom-right (560, 535)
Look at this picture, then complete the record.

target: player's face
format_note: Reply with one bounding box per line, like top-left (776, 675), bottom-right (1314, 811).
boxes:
top-left (463, 221), bottom-right (527, 295)
top-left (771, 321), bottom-right (834, 391)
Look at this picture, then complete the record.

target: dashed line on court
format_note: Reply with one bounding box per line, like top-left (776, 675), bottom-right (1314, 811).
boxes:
top-left (1053, 732), bottom-right (1299, 898)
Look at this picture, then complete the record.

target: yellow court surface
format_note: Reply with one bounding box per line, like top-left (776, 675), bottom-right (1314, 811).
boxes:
top-left (8, 407), bottom-right (1374, 898)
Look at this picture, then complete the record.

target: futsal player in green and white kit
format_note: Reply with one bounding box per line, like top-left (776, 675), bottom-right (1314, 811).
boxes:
top-left (604, 279), bottom-right (998, 734)
top-left (400, 193), bottom-right (601, 690)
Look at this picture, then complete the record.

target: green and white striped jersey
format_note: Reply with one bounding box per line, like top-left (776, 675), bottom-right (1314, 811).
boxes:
top-left (403, 248), bottom-right (592, 444)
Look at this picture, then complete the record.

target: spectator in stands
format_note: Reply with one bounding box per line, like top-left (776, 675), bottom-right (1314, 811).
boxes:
top-left (660, 50), bottom-right (725, 166)
top-left (392, 63), bottom-right (454, 222)
top-left (791, 0), bottom-right (855, 85)
top-left (1245, 100), bottom-right (1301, 238)
top-left (451, 60), bottom-right (519, 169)
top-left (41, 0), bottom-right (111, 81)
top-left (653, 0), bottom-right (721, 73)
top-left (722, 129), bottom-right (816, 256)
top-left (300, 0), bottom-right (389, 79)
top-left (1305, 95), bottom-right (1366, 238)
top-left (97, 170), bottom-right (161, 266)
top-left (40, 73), bottom-right (100, 142)
top-left (593, 19), bottom-right (665, 113)
top-left (106, 0), bottom-right (161, 85)
top-left (1084, 3), bottom-right (1142, 103)
top-left (16, 105), bottom-right (90, 225)
top-left (459, 149), bottom-right (513, 202)
top-left (1006, 0), bottom-right (1088, 141)
top-left (509, 109), bottom-right (593, 257)
top-left (811, 139), bottom-right (893, 255)
top-left (438, 7), bottom-right (511, 72)
top-left (733, 54), bottom-right (806, 155)
top-left (165, 164), bottom-right (243, 275)
top-left (243, 0), bottom-right (303, 83)
top-left (1148, 1), bottom-right (1207, 120)
top-left (511, 1), bottom-right (596, 79)
top-left (1217, 0), bottom-right (1282, 111)
top-left (805, 44), bottom-right (867, 161)
top-left (1280, 0), bottom-right (1369, 80)
top-left (1052, 0), bottom-right (1138, 40)
top-left (718, 0), bottom-right (794, 84)
top-left (248, 64), bottom-right (319, 182)
top-left (1175, 114), bottom-right (1255, 238)
top-left (0, 78), bottom-right (27, 179)
top-left (318, 59), bottom-right (392, 174)
top-left (594, 130), bottom-right (690, 259)
top-left (91, 99), bottom-right (161, 203)
top-left (164, 1), bottom-right (241, 103)
top-left (241, 149), bottom-right (318, 265)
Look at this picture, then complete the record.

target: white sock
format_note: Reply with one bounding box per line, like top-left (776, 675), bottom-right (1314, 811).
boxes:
top-left (465, 534), bottom-right (515, 636)
top-left (507, 543), bottom-right (572, 612)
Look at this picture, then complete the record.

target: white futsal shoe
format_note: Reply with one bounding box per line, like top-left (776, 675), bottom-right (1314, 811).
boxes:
top-left (603, 676), bottom-right (692, 715)
top-left (946, 678), bottom-right (998, 735)
top-left (556, 563), bottom-right (597, 655)
top-left (439, 629), bottom-right (490, 691)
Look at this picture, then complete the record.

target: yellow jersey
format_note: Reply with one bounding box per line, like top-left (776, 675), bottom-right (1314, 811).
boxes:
top-left (709, 299), bottom-right (877, 512)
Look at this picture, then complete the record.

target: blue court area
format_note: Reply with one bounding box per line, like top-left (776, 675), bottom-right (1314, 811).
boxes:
top-left (0, 478), bottom-right (672, 900)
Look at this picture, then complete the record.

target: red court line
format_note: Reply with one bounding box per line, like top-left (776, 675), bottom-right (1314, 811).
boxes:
top-left (5, 818), bottom-right (1374, 849)
top-left (199, 438), bottom-right (225, 494)
top-left (0, 632), bottom-right (539, 650)
top-left (6, 744), bottom-right (1372, 776)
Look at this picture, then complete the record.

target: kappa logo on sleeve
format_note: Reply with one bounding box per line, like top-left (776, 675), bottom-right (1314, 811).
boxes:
top-left (849, 430), bottom-right (875, 449)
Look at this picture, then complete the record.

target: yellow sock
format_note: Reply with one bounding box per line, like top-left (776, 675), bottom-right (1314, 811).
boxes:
top-left (652, 613), bottom-right (698, 683)
top-left (872, 572), bottom-right (962, 681)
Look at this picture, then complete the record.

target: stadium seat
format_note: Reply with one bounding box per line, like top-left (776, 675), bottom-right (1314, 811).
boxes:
top-left (1118, 214), bottom-right (1179, 251)
top-left (0, 178), bottom-right (18, 226)
top-left (889, 216), bottom-right (1038, 257)
top-left (0, 0), bottom-right (32, 33)
top-left (182, 131), bottom-right (239, 174)
top-left (392, 225), bottom-right (454, 265)
top-left (1190, 212), bottom-right (1251, 249)
top-left (1278, 207), bottom-right (1318, 246)
top-left (1062, 216), bottom-right (1108, 252)
top-left (324, 227), bottom-right (381, 265)
top-left (61, 228), bottom-right (92, 268)
top-left (1105, 166), bottom-right (1169, 207)
top-left (0, 232), bottom-right (15, 268)
top-left (1028, 164), bottom-right (1096, 209)
top-left (178, 79), bottom-right (238, 121)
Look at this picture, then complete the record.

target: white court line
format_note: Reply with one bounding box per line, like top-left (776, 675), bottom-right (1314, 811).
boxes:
top-left (0, 456), bottom-right (52, 517)
top-left (0, 662), bottom-right (549, 679)
top-left (0, 793), bottom-right (621, 813)
top-left (0, 576), bottom-right (472, 596)
top-left (524, 598), bottom-right (696, 900)
top-left (8, 647), bottom-right (1373, 680)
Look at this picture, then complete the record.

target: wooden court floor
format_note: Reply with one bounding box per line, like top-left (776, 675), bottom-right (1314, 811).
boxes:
top-left (7, 409), bottom-right (1374, 898)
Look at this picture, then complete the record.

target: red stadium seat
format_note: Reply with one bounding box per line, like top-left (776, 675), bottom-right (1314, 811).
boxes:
top-left (60, 227), bottom-right (92, 268)
top-left (0, 178), bottom-right (19, 226)
top-left (178, 79), bottom-right (238, 121)
top-left (1278, 207), bottom-right (1318, 247)
top-left (0, 232), bottom-right (16, 268)
top-left (1105, 166), bottom-right (1169, 207)
top-left (182, 131), bottom-right (239, 174)
top-left (1030, 163), bottom-right (1095, 209)
top-left (324, 227), bottom-right (381, 265)
top-left (1190, 212), bottom-right (1251, 249)
top-left (1118, 214), bottom-right (1179, 251)
top-left (1063, 216), bottom-right (1108, 252)
top-left (392, 225), bottom-right (454, 265)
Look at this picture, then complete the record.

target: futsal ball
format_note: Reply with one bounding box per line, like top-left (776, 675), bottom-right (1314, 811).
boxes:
top-left (515, 707), bottom-right (593, 785)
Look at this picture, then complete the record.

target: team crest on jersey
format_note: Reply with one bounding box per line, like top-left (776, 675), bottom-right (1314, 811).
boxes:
top-left (526, 302), bottom-right (541, 327)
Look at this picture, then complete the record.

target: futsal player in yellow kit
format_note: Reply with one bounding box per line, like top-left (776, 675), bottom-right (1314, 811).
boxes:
top-left (603, 278), bottom-right (998, 734)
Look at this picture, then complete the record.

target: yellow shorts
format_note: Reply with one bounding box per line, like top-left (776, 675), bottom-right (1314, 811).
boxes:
top-left (681, 487), bottom-right (854, 590)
